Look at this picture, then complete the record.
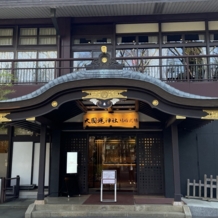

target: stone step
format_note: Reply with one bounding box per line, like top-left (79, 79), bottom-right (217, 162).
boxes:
top-left (35, 204), bottom-right (184, 213)
top-left (26, 204), bottom-right (191, 218)
top-left (31, 210), bottom-right (185, 218)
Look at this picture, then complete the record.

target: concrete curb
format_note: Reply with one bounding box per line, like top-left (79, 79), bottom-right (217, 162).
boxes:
top-left (25, 203), bottom-right (35, 218)
top-left (183, 205), bottom-right (192, 218)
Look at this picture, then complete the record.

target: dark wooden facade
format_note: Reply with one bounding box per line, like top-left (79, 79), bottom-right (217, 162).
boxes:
top-left (1, 1), bottom-right (218, 204)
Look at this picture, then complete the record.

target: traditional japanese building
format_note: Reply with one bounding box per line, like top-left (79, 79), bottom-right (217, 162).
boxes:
top-left (1, 0), bottom-right (218, 205)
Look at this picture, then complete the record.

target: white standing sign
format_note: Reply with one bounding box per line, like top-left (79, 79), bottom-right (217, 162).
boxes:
top-left (101, 170), bottom-right (117, 202)
top-left (66, 152), bottom-right (78, 174)
top-left (102, 170), bottom-right (116, 184)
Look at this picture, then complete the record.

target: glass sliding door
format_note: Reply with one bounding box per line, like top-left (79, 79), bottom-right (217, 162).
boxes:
top-left (88, 135), bottom-right (136, 192)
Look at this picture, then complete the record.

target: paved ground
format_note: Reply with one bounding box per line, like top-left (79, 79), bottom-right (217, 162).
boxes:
top-left (0, 208), bottom-right (27, 218)
top-left (182, 198), bottom-right (218, 217)
top-left (0, 197), bottom-right (218, 218)
top-left (0, 198), bottom-right (34, 218)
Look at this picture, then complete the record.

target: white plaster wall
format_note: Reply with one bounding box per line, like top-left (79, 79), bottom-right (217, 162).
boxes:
top-left (32, 143), bottom-right (50, 186)
top-left (11, 142), bottom-right (33, 185)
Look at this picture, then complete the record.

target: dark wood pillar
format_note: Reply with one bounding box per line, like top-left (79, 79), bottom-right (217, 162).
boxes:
top-left (37, 124), bottom-right (47, 200)
top-left (49, 129), bottom-right (61, 197)
top-left (171, 123), bottom-right (182, 202)
top-left (6, 126), bottom-right (14, 185)
top-left (58, 17), bottom-right (71, 76)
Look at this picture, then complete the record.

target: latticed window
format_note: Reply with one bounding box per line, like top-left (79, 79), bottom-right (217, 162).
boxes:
top-left (16, 51), bottom-right (57, 83)
top-left (39, 28), bottom-right (57, 45)
top-left (0, 52), bottom-right (14, 84)
top-left (0, 125), bottom-right (8, 135)
top-left (0, 29), bottom-right (13, 46)
top-left (14, 127), bottom-right (33, 136)
top-left (19, 27), bottom-right (56, 45)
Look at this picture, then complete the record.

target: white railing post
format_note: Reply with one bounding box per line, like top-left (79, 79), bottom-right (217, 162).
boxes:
top-left (193, 180), bottom-right (196, 197)
top-left (204, 174), bottom-right (207, 198)
top-left (187, 179), bottom-right (190, 197)
top-left (210, 175), bottom-right (213, 199)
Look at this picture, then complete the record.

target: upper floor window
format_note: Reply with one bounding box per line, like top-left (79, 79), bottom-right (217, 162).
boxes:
top-left (16, 50), bottom-right (57, 83)
top-left (138, 35), bottom-right (158, 44)
top-left (73, 50), bottom-right (112, 71)
top-left (163, 33), bottom-right (205, 44)
top-left (14, 127), bottom-right (33, 136)
top-left (0, 125), bottom-right (8, 135)
top-left (117, 35), bottom-right (158, 45)
top-left (185, 34), bottom-right (205, 43)
top-left (39, 28), bottom-right (56, 45)
top-left (19, 28), bottom-right (56, 45)
top-left (210, 32), bottom-right (218, 42)
top-left (73, 36), bottom-right (111, 44)
top-left (117, 36), bottom-right (136, 45)
top-left (0, 52), bottom-right (14, 84)
top-left (163, 34), bottom-right (182, 44)
top-left (0, 29), bottom-right (13, 46)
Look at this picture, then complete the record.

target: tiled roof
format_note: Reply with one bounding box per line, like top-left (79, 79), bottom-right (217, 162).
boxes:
top-left (1, 70), bottom-right (217, 103)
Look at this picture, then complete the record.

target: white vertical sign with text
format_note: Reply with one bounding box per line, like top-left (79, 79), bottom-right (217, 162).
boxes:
top-left (66, 152), bottom-right (78, 174)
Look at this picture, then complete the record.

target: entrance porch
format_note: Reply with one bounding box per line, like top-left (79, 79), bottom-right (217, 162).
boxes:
top-left (26, 195), bottom-right (188, 218)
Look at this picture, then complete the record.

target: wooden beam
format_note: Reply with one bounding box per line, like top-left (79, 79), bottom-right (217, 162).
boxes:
top-left (135, 100), bottom-right (139, 112)
top-left (108, 106), bottom-right (113, 113)
top-left (35, 116), bottom-right (54, 126)
top-left (76, 100), bottom-right (87, 113)
top-left (165, 115), bottom-right (186, 128)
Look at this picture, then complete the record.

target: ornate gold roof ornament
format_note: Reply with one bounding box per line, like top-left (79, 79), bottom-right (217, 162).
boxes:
top-left (82, 90), bottom-right (127, 100)
top-left (85, 46), bottom-right (124, 70)
top-left (176, 115), bottom-right (186, 119)
top-left (82, 90), bottom-right (127, 109)
top-left (26, 117), bottom-right (35, 121)
top-left (0, 113), bottom-right (11, 122)
top-left (202, 110), bottom-right (218, 119)
top-left (152, 100), bottom-right (159, 106)
top-left (101, 46), bottom-right (107, 53)
top-left (51, 101), bottom-right (58, 107)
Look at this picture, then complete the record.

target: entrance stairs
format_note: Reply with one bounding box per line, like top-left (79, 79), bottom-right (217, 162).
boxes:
top-left (26, 203), bottom-right (191, 218)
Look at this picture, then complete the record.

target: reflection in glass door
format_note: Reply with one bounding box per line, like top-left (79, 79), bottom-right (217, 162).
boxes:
top-left (88, 135), bottom-right (136, 191)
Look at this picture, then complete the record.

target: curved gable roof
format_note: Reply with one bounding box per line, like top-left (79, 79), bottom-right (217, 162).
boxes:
top-left (1, 70), bottom-right (217, 104)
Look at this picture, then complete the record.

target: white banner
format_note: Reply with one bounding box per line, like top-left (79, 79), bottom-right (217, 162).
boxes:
top-left (66, 152), bottom-right (78, 174)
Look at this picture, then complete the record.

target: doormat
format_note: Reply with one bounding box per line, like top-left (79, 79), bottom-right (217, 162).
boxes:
top-left (83, 193), bottom-right (134, 205)
top-left (134, 197), bottom-right (173, 205)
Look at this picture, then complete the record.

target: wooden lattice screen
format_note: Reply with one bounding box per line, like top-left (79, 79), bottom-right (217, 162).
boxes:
top-left (61, 133), bottom-right (88, 194)
top-left (137, 133), bottom-right (164, 195)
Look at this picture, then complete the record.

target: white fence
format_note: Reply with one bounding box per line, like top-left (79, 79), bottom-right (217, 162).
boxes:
top-left (187, 174), bottom-right (218, 201)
